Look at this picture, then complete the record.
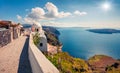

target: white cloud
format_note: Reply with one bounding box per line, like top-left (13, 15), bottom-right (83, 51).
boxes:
top-left (24, 7), bottom-right (45, 24)
top-left (31, 7), bottom-right (45, 16)
top-left (22, 2), bottom-right (72, 24)
top-left (44, 2), bottom-right (72, 18)
top-left (27, 7), bottom-right (45, 20)
top-left (17, 15), bottom-right (22, 20)
top-left (45, 2), bottom-right (59, 18)
top-left (41, 21), bottom-right (67, 27)
top-left (17, 2), bottom-right (87, 25)
top-left (58, 12), bottom-right (72, 18)
top-left (74, 10), bottom-right (87, 16)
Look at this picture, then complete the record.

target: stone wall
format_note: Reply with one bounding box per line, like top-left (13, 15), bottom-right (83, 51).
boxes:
top-left (0, 29), bottom-right (11, 47)
top-left (0, 27), bottom-right (21, 47)
top-left (13, 27), bottom-right (18, 39)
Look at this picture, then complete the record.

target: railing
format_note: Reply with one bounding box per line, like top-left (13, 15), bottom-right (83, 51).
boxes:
top-left (29, 34), bottom-right (59, 73)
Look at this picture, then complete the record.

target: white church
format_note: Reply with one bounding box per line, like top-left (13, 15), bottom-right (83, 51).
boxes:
top-left (31, 23), bottom-right (48, 52)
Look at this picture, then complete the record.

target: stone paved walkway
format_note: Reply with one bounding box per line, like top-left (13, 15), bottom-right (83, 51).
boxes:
top-left (0, 36), bottom-right (32, 73)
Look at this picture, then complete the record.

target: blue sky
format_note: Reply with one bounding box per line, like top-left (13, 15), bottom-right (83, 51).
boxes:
top-left (0, 0), bottom-right (120, 28)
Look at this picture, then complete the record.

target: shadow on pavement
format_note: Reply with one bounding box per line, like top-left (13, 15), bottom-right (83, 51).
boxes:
top-left (18, 37), bottom-right (32, 73)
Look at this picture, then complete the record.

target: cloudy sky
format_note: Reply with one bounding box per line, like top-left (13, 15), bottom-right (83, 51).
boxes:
top-left (0, 0), bottom-right (120, 28)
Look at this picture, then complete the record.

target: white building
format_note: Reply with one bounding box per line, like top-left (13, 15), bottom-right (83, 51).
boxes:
top-left (31, 23), bottom-right (47, 52)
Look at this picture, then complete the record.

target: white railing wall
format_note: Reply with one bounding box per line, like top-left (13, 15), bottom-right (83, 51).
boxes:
top-left (29, 34), bottom-right (59, 73)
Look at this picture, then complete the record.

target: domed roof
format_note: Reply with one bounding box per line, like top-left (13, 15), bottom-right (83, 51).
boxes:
top-left (35, 22), bottom-right (41, 28)
top-left (39, 31), bottom-right (46, 39)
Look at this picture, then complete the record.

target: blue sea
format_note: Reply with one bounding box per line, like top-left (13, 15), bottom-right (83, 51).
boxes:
top-left (57, 28), bottom-right (120, 60)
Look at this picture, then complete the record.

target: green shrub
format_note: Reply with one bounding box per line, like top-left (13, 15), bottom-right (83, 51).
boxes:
top-left (45, 52), bottom-right (90, 73)
top-left (33, 33), bottom-right (40, 46)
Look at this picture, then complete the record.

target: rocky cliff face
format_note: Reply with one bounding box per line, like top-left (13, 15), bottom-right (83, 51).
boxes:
top-left (42, 26), bottom-right (62, 54)
top-left (42, 26), bottom-right (60, 37)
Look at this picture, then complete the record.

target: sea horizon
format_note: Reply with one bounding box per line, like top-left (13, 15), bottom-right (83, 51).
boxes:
top-left (57, 27), bottom-right (120, 60)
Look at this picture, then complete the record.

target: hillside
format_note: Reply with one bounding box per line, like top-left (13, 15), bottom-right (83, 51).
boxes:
top-left (46, 54), bottom-right (120, 73)
top-left (87, 29), bottom-right (120, 34)
top-left (43, 26), bottom-right (62, 46)
top-left (88, 55), bottom-right (120, 73)
top-left (42, 26), bottom-right (60, 36)
top-left (45, 52), bottom-right (92, 73)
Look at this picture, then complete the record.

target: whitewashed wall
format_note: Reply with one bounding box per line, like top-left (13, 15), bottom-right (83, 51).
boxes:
top-left (29, 34), bottom-right (59, 73)
top-left (38, 37), bottom-right (47, 52)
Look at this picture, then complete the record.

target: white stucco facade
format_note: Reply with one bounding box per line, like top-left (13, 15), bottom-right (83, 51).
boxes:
top-left (31, 23), bottom-right (48, 52)
top-left (38, 31), bottom-right (47, 52)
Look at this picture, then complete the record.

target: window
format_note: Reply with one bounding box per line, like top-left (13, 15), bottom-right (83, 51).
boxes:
top-left (40, 43), bottom-right (43, 47)
top-left (36, 29), bottom-right (39, 32)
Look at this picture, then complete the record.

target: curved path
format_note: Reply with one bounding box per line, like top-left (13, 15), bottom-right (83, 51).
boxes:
top-left (0, 36), bottom-right (32, 73)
